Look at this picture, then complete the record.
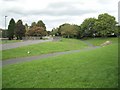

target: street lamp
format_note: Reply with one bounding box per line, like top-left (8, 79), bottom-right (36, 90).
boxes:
top-left (5, 16), bottom-right (7, 30)
top-left (5, 16), bottom-right (7, 38)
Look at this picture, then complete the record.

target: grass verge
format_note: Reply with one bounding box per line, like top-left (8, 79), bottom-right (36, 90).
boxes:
top-left (0, 40), bottom-right (21, 44)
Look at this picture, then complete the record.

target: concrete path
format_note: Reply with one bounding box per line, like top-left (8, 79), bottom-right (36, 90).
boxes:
top-left (2, 39), bottom-right (101, 66)
top-left (1, 38), bottom-right (53, 50)
top-left (2, 46), bottom-right (100, 66)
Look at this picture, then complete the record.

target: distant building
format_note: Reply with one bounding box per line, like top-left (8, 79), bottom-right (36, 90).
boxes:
top-left (0, 28), bottom-right (2, 38)
top-left (0, 28), bottom-right (8, 38)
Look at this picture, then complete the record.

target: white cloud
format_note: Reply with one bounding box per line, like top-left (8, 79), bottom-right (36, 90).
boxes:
top-left (0, 0), bottom-right (119, 30)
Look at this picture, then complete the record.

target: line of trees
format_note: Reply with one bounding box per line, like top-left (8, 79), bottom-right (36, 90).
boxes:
top-left (7, 19), bottom-right (47, 40)
top-left (51, 13), bottom-right (120, 38)
top-left (8, 19), bottom-right (25, 40)
top-left (6, 13), bottom-right (120, 40)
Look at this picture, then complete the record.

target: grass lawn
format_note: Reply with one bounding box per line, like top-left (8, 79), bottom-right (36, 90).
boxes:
top-left (82, 37), bottom-right (118, 46)
top-left (2, 42), bottom-right (118, 88)
top-left (0, 40), bottom-right (21, 44)
top-left (2, 38), bottom-right (88, 60)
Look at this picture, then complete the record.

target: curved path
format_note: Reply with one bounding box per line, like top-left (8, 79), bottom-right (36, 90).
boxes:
top-left (2, 47), bottom-right (101, 66)
top-left (1, 38), bottom-right (53, 50)
top-left (2, 39), bottom-right (101, 66)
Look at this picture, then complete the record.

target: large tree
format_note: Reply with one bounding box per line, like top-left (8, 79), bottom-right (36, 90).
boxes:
top-left (81, 18), bottom-right (97, 37)
top-left (15, 20), bottom-right (25, 40)
top-left (94, 13), bottom-right (117, 37)
top-left (27, 26), bottom-right (46, 39)
top-left (37, 20), bottom-right (46, 30)
top-left (26, 20), bottom-right (47, 38)
top-left (8, 18), bottom-right (15, 40)
top-left (58, 23), bottom-right (80, 38)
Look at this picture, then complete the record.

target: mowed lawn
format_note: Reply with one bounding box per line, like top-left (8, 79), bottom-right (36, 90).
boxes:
top-left (2, 38), bottom-right (88, 60)
top-left (3, 39), bottom-right (118, 88)
top-left (82, 37), bottom-right (118, 46)
top-left (0, 40), bottom-right (21, 44)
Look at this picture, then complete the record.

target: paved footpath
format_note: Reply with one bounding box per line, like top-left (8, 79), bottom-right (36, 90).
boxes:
top-left (1, 38), bottom-right (53, 50)
top-left (2, 39), bottom-right (101, 66)
top-left (2, 46), bottom-right (100, 66)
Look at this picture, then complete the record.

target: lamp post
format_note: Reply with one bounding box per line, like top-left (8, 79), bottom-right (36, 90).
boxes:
top-left (5, 16), bottom-right (7, 30)
top-left (5, 16), bottom-right (7, 38)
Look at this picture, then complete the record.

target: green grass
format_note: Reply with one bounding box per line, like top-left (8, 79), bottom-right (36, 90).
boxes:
top-left (0, 49), bottom-right (2, 89)
top-left (2, 38), bottom-right (88, 60)
top-left (2, 42), bottom-right (118, 88)
top-left (83, 37), bottom-right (118, 46)
top-left (0, 40), bottom-right (21, 44)
top-left (0, 68), bottom-right (2, 89)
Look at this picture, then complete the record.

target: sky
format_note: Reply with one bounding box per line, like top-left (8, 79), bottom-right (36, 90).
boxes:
top-left (0, 0), bottom-right (119, 31)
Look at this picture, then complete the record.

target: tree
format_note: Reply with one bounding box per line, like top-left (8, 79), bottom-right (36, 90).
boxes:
top-left (94, 13), bottom-right (117, 37)
top-left (51, 28), bottom-right (59, 36)
top-left (30, 22), bottom-right (36, 28)
top-left (25, 23), bottom-right (29, 31)
top-left (25, 23), bottom-right (29, 36)
top-left (81, 18), bottom-right (97, 38)
top-left (8, 18), bottom-right (15, 40)
top-left (47, 31), bottom-right (51, 36)
top-left (26, 20), bottom-right (47, 38)
top-left (114, 25), bottom-right (120, 37)
top-left (15, 20), bottom-right (26, 40)
top-left (73, 25), bottom-right (81, 38)
top-left (27, 26), bottom-right (47, 39)
top-left (37, 20), bottom-right (46, 30)
top-left (58, 23), bottom-right (80, 38)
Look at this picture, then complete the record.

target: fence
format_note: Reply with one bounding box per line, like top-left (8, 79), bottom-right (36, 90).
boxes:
top-left (22, 36), bottom-right (52, 40)
top-left (52, 36), bottom-right (62, 41)
top-left (22, 37), bottom-right (42, 40)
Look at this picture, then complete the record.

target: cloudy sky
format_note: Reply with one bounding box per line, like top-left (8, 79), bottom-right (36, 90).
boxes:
top-left (0, 0), bottom-right (119, 31)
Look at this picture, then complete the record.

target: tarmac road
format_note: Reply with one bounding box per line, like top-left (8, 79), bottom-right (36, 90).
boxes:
top-left (1, 38), bottom-right (53, 50)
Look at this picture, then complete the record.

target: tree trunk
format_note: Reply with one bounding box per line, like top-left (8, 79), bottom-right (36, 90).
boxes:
top-left (67, 35), bottom-right (69, 38)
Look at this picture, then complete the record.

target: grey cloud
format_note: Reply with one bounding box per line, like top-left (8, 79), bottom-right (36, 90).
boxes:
top-left (2, 0), bottom-right (19, 2)
top-left (47, 1), bottom-right (85, 10)
top-left (5, 6), bottom-right (97, 17)
top-left (44, 18), bottom-right (71, 23)
top-left (6, 8), bottom-right (24, 15)
top-left (47, 2), bottom-right (76, 9)
top-left (4, 0), bottom-right (92, 17)
top-left (0, 0), bottom-right (118, 30)
top-left (97, 0), bottom-right (111, 4)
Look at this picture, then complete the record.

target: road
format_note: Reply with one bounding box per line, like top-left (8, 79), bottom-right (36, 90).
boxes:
top-left (1, 39), bottom-right (53, 50)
